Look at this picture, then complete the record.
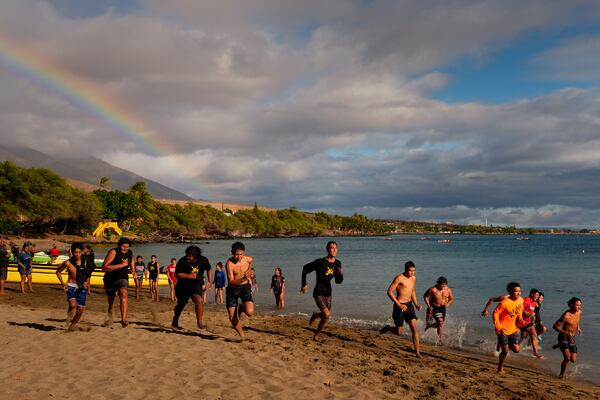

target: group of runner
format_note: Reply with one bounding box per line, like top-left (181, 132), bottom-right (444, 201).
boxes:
top-left (2, 237), bottom-right (584, 379)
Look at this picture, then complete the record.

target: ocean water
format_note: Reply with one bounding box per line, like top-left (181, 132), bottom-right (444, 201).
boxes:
top-left (108, 235), bottom-right (600, 383)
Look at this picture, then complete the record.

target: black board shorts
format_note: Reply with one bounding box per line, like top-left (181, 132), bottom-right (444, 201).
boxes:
top-left (393, 302), bottom-right (417, 327)
top-left (175, 281), bottom-right (203, 304)
top-left (103, 278), bottom-right (128, 297)
top-left (226, 284), bottom-right (253, 308)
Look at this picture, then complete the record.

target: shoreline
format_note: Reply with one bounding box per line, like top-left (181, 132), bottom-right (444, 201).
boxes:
top-left (1, 285), bottom-right (598, 399)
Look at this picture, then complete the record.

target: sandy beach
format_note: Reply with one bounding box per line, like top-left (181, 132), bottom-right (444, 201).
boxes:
top-left (1, 285), bottom-right (598, 400)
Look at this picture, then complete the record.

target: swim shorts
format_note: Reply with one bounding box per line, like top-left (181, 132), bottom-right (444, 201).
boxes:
top-left (393, 302), bottom-right (417, 327)
top-left (18, 267), bottom-right (32, 277)
top-left (314, 295), bottom-right (332, 311)
top-left (66, 283), bottom-right (87, 307)
top-left (149, 272), bottom-right (158, 281)
top-left (175, 281), bottom-right (203, 305)
top-left (497, 331), bottom-right (520, 347)
top-left (103, 277), bottom-right (129, 297)
top-left (432, 306), bottom-right (446, 322)
top-left (557, 333), bottom-right (577, 353)
top-left (226, 284), bottom-right (253, 308)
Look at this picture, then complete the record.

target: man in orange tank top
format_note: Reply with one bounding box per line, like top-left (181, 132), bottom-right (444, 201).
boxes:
top-left (492, 281), bottom-right (524, 373)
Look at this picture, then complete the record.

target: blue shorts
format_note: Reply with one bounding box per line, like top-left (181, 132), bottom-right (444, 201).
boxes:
top-left (18, 267), bottom-right (32, 277)
top-left (66, 284), bottom-right (88, 307)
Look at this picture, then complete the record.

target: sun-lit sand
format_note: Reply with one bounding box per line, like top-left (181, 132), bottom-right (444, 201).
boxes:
top-left (1, 285), bottom-right (599, 399)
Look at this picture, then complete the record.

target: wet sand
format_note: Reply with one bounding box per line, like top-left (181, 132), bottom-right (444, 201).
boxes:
top-left (1, 285), bottom-right (599, 399)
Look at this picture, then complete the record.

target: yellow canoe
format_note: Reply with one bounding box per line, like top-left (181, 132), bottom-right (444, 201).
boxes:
top-left (5, 263), bottom-right (170, 287)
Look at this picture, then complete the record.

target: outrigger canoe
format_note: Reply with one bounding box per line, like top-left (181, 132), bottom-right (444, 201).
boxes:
top-left (6, 252), bottom-right (170, 287)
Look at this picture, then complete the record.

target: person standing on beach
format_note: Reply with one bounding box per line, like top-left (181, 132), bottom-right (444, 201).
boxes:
top-left (18, 243), bottom-right (33, 293)
top-left (225, 242), bottom-right (255, 339)
top-left (423, 276), bottom-right (453, 344)
top-left (147, 255), bottom-right (160, 301)
top-left (171, 245), bottom-right (212, 330)
top-left (134, 256), bottom-right (146, 300)
top-left (492, 282), bottom-right (524, 373)
top-left (380, 261), bottom-right (422, 357)
top-left (49, 244), bottom-right (60, 264)
top-left (101, 237), bottom-right (134, 328)
top-left (553, 297), bottom-right (583, 379)
top-left (166, 258), bottom-right (177, 302)
top-left (0, 238), bottom-right (9, 294)
top-left (55, 242), bottom-right (91, 331)
top-left (301, 241), bottom-right (344, 342)
top-left (271, 267), bottom-right (285, 308)
top-left (517, 288), bottom-right (544, 359)
top-left (213, 262), bottom-right (226, 304)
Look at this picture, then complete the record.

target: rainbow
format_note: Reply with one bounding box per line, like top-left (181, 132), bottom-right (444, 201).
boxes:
top-left (0, 35), bottom-right (203, 195)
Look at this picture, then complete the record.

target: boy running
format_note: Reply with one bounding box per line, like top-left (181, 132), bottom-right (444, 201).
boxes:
top-left (301, 241), bottom-right (344, 342)
top-left (517, 288), bottom-right (544, 359)
top-left (172, 245), bottom-right (212, 330)
top-left (380, 261), bottom-right (422, 357)
top-left (553, 297), bottom-right (583, 379)
top-left (493, 282), bottom-right (524, 373)
top-left (225, 242), bottom-right (254, 339)
top-left (423, 276), bottom-right (453, 344)
top-left (101, 237), bottom-right (134, 328)
top-left (55, 242), bottom-right (91, 331)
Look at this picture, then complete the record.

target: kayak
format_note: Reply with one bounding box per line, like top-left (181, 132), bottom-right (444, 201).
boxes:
top-left (5, 262), bottom-right (171, 287)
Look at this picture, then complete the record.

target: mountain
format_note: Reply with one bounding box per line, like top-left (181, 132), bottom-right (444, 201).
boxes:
top-left (0, 145), bottom-right (193, 200)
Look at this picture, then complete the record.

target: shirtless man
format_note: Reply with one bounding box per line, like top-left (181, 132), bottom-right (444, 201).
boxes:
top-left (553, 297), bottom-right (583, 379)
top-left (225, 242), bottom-right (254, 339)
top-left (380, 261), bottom-right (422, 357)
top-left (55, 242), bottom-right (91, 331)
top-left (423, 276), bottom-right (453, 344)
top-left (301, 241), bottom-right (344, 342)
top-left (493, 282), bottom-right (524, 373)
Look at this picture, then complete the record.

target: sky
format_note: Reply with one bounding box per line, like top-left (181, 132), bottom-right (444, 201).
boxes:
top-left (1, 1), bottom-right (600, 228)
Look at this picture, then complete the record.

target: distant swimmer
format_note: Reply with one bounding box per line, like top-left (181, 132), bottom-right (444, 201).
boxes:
top-left (301, 241), bottom-right (344, 342)
top-left (492, 282), bottom-right (524, 373)
top-left (553, 297), bottom-right (583, 379)
top-left (270, 267), bottom-right (285, 308)
top-left (423, 276), bottom-right (453, 345)
top-left (55, 242), bottom-right (92, 331)
top-left (171, 245), bottom-right (212, 330)
top-left (101, 237), bottom-right (134, 328)
top-left (380, 261), bottom-right (422, 357)
top-left (225, 242), bottom-right (255, 339)
top-left (516, 288), bottom-right (544, 359)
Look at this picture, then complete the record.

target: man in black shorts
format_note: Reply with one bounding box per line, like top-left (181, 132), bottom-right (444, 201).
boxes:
top-left (172, 245), bottom-right (212, 330)
top-left (380, 261), bottom-right (422, 357)
top-left (225, 242), bottom-right (255, 339)
top-left (101, 237), bottom-right (134, 327)
top-left (301, 241), bottom-right (344, 342)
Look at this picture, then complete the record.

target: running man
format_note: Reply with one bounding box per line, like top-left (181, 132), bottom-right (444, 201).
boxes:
top-left (213, 262), bottom-right (226, 304)
top-left (166, 258), bottom-right (177, 302)
top-left (535, 292), bottom-right (548, 336)
top-left (380, 261), bottom-right (422, 357)
top-left (147, 255), bottom-right (160, 301)
top-left (225, 242), bottom-right (255, 339)
top-left (18, 243), bottom-right (33, 293)
top-left (101, 237), bottom-right (134, 328)
top-left (301, 241), bottom-right (344, 342)
top-left (423, 276), bottom-right (453, 344)
top-left (55, 242), bottom-right (91, 331)
top-left (271, 267), bottom-right (285, 308)
top-left (171, 246), bottom-right (212, 330)
top-left (492, 282), bottom-right (524, 373)
top-left (517, 288), bottom-right (544, 359)
top-left (553, 297), bottom-right (583, 379)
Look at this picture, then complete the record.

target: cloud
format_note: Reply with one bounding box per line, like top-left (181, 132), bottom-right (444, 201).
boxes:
top-left (2, 1), bottom-right (600, 227)
top-left (532, 35), bottom-right (600, 81)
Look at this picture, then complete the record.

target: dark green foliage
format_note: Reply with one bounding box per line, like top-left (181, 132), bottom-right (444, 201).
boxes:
top-left (0, 161), bottom-right (101, 234)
